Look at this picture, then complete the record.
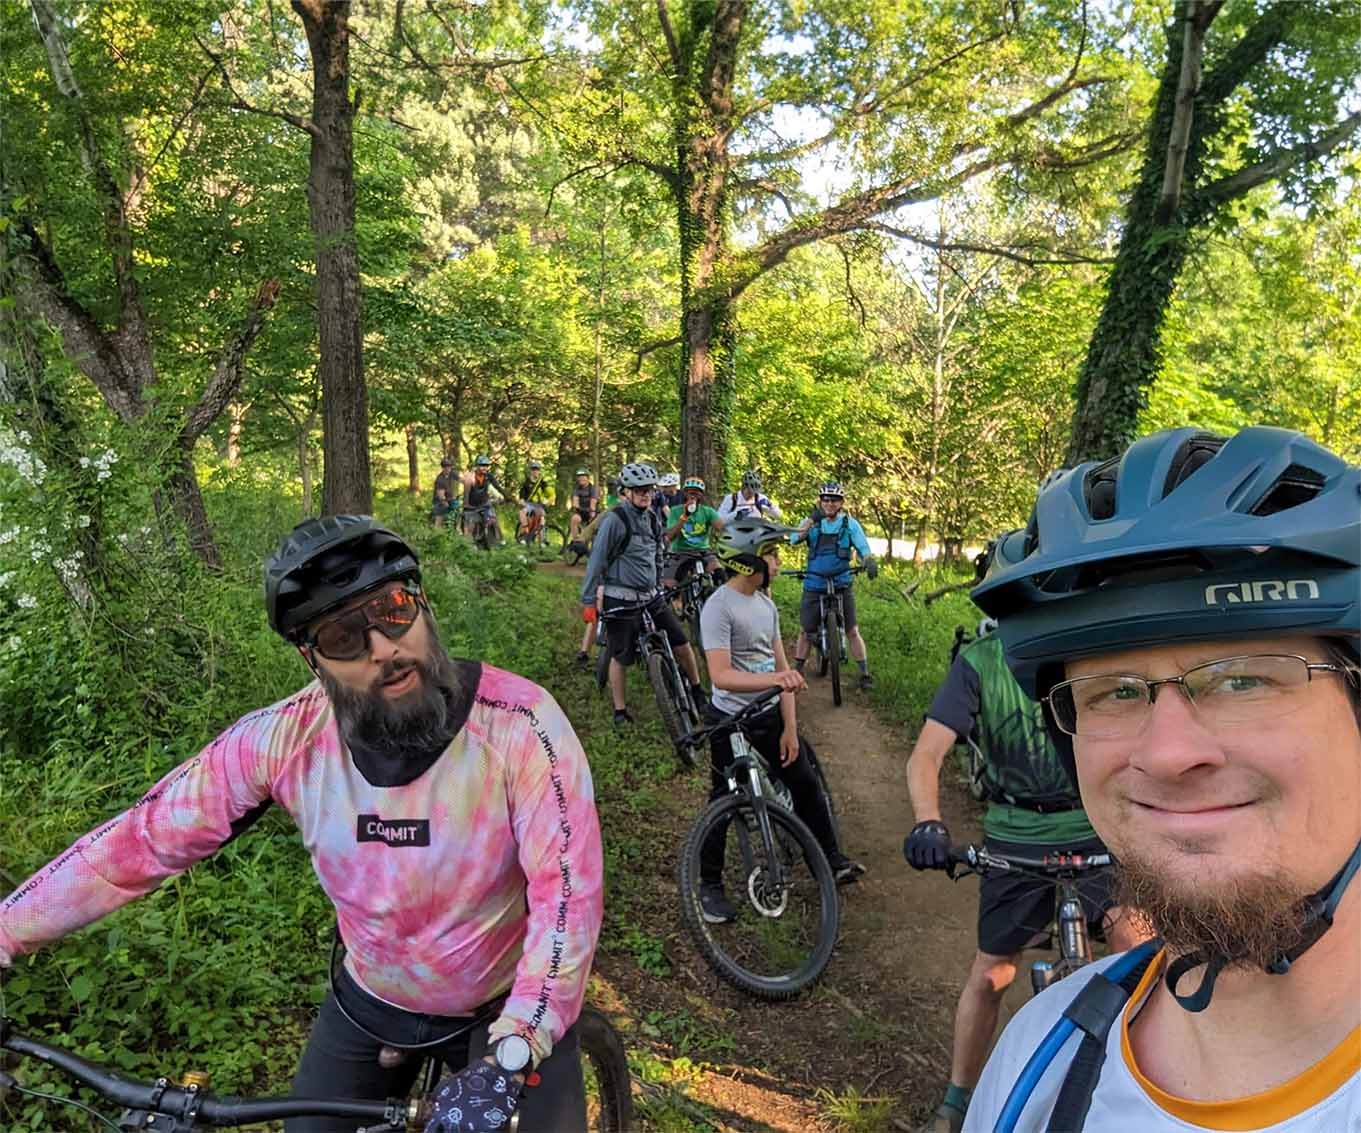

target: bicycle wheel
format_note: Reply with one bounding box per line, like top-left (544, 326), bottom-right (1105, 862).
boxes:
top-left (577, 1007), bottom-right (633, 1133)
top-left (647, 651), bottom-right (697, 768)
top-left (686, 605), bottom-right (706, 678)
top-left (678, 794), bottom-right (839, 999)
top-left (594, 637), bottom-right (611, 690)
top-left (826, 606), bottom-right (842, 706)
top-left (541, 522), bottom-right (567, 552)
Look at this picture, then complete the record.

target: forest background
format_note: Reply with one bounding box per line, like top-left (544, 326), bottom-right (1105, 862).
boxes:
top-left (0, 0), bottom-right (1358, 1128)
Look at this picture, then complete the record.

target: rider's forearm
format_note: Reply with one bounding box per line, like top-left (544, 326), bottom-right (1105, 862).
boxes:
top-left (905, 719), bottom-right (957, 823)
top-left (491, 697), bottom-right (604, 1064)
top-left (707, 660), bottom-right (785, 693)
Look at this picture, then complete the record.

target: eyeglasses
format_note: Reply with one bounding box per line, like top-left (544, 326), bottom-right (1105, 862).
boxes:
top-left (1047, 654), bottom-right (1360, 739)
top-left (305, 583), bottom-right (422, 661)
top-left (628, 486), bottom-right (656, 495)
top-left (819, 496), bottom-right (842, 503)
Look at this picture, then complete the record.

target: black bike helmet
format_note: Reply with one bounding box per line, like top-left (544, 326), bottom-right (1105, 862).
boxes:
top-left (265, 515), bottom-right (421, 640)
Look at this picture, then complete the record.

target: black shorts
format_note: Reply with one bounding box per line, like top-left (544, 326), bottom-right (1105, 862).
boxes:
top-left (573, 507), bottom-right (594, 524)
top-left (799, 584), bottom-right (858, 634)
top-left (976, 836), bottom-right (1117, 957)
top-left (663, 551), bottom-right (716, 584)
top-left (601, 596), bottom-right (688, 664)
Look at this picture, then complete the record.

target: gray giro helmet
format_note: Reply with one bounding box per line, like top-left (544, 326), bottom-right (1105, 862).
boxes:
top-left (264, 515), bottom-right (420, 640)
top-left (619, 462), bottom-right (658, 489)
top-left (741, 470), bottom-right (762, 492)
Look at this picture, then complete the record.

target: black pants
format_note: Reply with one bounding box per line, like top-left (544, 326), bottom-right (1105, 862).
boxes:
top-left (700, 703), bottom-right (841, 884)
top-left (288, 964), bottom-right (586, 1132)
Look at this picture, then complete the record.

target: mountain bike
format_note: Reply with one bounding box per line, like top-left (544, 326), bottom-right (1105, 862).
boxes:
top-left (462, 504), bottom-right (504, 550)
top-left (667, 554), bottom-right (719, 675)
top-left (939, 842), bottom-right (1115, 994)
top-left (676, 690), bottom-right (840, 1000)
top-left (0, 1005), bottom-right (632, 1132)
top-left (515, 505), bottom-right (565, 552)
top-left (602, 595), bottom-right (701, 768)
top-left (787, 565), bottom-right (865, 706)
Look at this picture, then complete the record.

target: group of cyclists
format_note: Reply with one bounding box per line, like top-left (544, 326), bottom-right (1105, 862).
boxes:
top-left (1, 424), bottom-right (1357, 1133)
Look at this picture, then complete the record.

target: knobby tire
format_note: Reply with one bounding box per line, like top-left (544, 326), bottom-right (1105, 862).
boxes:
top-left (826, 606), bottom-right (842, 706)
top-left (647, 651), bottom-right (697, 768)
top-left (576, 1007), bottom-right (633, 1133)
top-left (677, 794), bottom-right (839, 1000)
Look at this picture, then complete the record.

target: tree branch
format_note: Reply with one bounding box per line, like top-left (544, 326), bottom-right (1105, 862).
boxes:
top-left (1005, 75), bottom-right (1113, 128)
top-left (632, 334), bottom-right (682, 373)
top-left (656, 0), bottom-right (681, 73)
top-left (195, 32), bottom-right (318, 136)
top-left (1156, 0), bottom-right (1221, 223)
top-left (1201, 109), bottom-right (1361, 205)
top-left (13, 221), bottom-right (144, 422)
top-left (182, 279), bottom-right (281, 443)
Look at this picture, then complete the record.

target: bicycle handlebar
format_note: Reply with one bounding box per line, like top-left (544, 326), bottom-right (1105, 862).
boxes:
top-left (786, 565), bottom-right (866, 582)
top-left (1, 1021), bottom-right (409, 1128)
top-left (677, 687), bottom-right (783, 747)
top-left (945, 844), bottom-right (1112, 875)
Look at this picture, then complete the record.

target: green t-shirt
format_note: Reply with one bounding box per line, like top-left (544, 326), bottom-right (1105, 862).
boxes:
top-left (667, 503), bottom-right (721, 552)
top-left (928, 635), bottom-right (1096, 845)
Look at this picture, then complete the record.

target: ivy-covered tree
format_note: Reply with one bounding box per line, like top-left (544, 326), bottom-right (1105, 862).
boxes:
top-left (1068, 0), bottom-right (1361, 462)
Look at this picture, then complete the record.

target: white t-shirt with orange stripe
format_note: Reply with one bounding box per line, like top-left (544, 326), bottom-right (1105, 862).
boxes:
top-left (966, 950), bottom-right (1361, 1131)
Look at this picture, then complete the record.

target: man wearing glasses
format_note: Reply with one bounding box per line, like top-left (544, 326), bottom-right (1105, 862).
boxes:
top-left (580, 462), bottom-right (706, 730)
top-left (0, 516), bottom-right (604, 1132)
top-left (963, 427), bottom-right (1360, 1131)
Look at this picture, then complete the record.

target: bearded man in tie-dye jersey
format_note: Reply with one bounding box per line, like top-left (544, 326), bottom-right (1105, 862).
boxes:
top-left (0, 516), bottom-right (604, 1133)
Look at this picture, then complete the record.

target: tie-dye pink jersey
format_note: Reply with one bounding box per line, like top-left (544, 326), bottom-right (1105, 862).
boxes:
top-left (0, 665), bottom-right (603, 1063)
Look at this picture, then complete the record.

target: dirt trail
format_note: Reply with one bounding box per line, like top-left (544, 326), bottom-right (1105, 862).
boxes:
top-left (535, 560), bottom-right (1022, 1129)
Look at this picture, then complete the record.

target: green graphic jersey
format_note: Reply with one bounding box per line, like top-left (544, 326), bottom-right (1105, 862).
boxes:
top-left (928, 635), bottom-right (1096, 844)
top-left (667, 503), bottom-right (721, 553)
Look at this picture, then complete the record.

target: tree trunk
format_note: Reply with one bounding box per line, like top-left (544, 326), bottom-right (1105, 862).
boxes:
top-left (293, 0), bottom-right (371, 516)
top-left (405, 422), bottom-right (420, 493)
top-left (168, 448), bottom-right (220, 570)
top-left (298, 428), bottom-right (315, 517)
top-left (226, 400), bottom-right (247, 466)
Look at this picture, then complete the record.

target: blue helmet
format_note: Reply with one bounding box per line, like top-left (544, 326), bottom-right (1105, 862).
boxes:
top-left (973, 424), bottom-right (1359, 700)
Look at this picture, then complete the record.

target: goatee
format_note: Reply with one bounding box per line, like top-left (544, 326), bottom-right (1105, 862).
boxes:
top-left (319, 620), bottom-right (463, 761)
top-left (1115, 848), bottom-right (1313, 973)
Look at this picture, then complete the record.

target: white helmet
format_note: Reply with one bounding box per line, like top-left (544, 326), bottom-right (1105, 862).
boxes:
top-left (619, 463), bottom-right (658, 489)
top-left (659, 472), bottom-right (680, 488)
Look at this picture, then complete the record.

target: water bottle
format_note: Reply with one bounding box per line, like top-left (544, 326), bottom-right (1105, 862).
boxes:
top-left (1058, 897), bottom-right (1089, 962)
top-left (1031, 960), bottom-right (1056, 995)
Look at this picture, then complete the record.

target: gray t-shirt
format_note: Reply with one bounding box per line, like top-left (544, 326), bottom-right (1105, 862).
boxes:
top-left (699, 584), bottom-right (781, 714)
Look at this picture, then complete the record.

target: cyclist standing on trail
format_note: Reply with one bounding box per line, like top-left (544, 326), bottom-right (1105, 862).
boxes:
top-left (790, 480), bottom-right (878, 690)
top-left (461, 455), bottom-right (504, 542)
top-left (716, 470), bottom-right (783, 523)
top-left (0, 516), bottom-right (604, 1133)
top-left (431, 456), bottom-right (457, 527)
top-left (517, 458), bottom-right (551, 540)
top-left (663, 476), bottom-right (726, 590)
top-left (567, 467), bottom-right (599, 544)
top-left (962, 426), bottom-right (1360, 1131)
top-left (697, 520), bottom-right (866, 923)
top-left (904, 561), bottom-right (1145, 1133)
top-left (580, 463), bottom-right (707, 730)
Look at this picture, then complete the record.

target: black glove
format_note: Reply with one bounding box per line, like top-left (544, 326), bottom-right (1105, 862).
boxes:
top-left (864, 557), bottom-right (879, 580)
top-left (904, 820), bottom-right (950, 871)
top-left (422, 1061), bottom-right (525, 1133)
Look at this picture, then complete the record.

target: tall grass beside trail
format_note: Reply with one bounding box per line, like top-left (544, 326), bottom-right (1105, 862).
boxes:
top-left (0, 483), bottom-right (981, 1128)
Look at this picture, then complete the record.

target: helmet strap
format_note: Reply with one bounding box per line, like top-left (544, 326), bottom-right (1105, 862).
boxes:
top-left (1165, 836), bottom-right (1361, 1012)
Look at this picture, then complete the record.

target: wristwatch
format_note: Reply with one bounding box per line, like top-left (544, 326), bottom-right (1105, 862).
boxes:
top-left (492, 1034), bottom-right (533, 1074)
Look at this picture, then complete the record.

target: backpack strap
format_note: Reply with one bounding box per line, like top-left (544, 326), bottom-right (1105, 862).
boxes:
top-left (1044, 947), bottom-right (1159, 1132)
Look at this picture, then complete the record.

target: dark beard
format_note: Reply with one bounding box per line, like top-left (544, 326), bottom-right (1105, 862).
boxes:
top-left (1115, 849), bottom-right (1313, 973)
top-left (319, 619), bottom-right (463, 763)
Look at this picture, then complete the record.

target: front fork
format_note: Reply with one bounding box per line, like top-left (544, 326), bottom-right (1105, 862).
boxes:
top-left (728, 742), bottom-right (787, 902)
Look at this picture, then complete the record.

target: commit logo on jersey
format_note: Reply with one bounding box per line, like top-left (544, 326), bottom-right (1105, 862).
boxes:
top-left (1203, 579), bottom-right (1321, 606)
top-left (357, 815), bottom-right (430, 846)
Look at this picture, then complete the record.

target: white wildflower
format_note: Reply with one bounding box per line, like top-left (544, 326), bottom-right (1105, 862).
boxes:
top-left (16, 594), bottom-right (37, 610)
top-left (76, 515), bottom-right (92, 528)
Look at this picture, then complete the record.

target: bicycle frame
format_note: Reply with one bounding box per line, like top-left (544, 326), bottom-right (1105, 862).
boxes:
top-left (946, 845), bottom-right (1111, 995)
